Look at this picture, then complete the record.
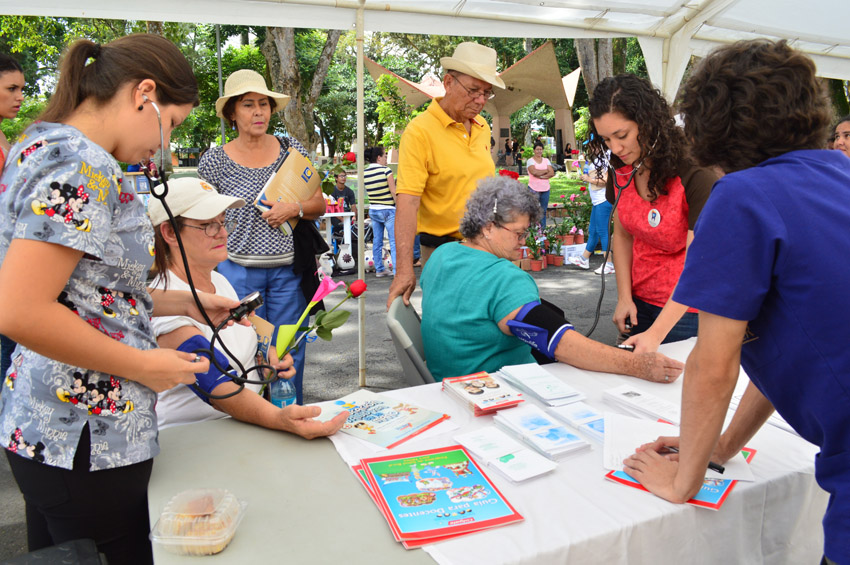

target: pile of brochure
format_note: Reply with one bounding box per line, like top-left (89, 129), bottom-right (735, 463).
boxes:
top-left (498, 363), bottom-right (584, 406)
top-left (602, 384), bottom-right (680, 424)
top-left (442, 371), bottom-right (524, 416)
top-left (352, 445), bottom-right (524, 549)
top-left (547, 402), bottom-right (605, 443)
top-left (454, 427), bottom-right (557, 482)
top-left (493, 404), bottom-right (590, 459)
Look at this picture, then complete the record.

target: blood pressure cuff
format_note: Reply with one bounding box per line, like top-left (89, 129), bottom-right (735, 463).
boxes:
top-left (176, 334), bottom-right (233, 403)
top-left (506, 300), bottom-right (573, 360)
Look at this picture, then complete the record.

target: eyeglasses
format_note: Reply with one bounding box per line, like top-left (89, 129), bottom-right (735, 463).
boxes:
top-left (449, 72), bottom-right (495, 101)
top-left (496, 224), bottom-right (528, 241)
top-left (182, 219), bottom-right (237, 237)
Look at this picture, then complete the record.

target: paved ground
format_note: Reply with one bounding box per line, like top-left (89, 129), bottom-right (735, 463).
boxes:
top-left (0, 252), bottom-right (618, 561)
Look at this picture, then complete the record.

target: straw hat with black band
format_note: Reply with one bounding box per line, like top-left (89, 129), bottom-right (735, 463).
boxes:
top-left (440, 42), bottom-right (506, 89)
top-left (215, 69), bottom-right (290, 119)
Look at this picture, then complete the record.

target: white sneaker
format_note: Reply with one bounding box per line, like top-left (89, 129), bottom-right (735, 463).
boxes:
top-left (595, 262), bottom-right (615, 275)
top-left (568, 256), bottom-right (590, 269)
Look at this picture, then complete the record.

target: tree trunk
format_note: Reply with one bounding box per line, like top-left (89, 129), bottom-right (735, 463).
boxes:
top-left (576, 38), bottom-right (599, 98)
top-left (576, 38), bottom-right (613, 99)
top-left (262, 27), bottom-right (342, 153)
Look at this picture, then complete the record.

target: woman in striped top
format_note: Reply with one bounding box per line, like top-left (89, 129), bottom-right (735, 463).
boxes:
top-left (364, 146), bottom-right (397, 277)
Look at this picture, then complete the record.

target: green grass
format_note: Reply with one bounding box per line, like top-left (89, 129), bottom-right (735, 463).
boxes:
top-left (504, 170), bottom-right (587, 199)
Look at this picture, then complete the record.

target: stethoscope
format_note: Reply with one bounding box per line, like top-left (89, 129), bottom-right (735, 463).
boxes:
top-left (141, 97), bottom-right (279, 400)
top-left (582, 140), bottom-right (654, 338)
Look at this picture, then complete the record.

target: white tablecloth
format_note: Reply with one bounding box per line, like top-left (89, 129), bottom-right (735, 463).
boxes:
top-left (326, 339), bottom-right (828, 564)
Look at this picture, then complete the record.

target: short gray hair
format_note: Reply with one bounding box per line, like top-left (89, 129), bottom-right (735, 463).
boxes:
top-left (460, 176), bottom-right (541, 239)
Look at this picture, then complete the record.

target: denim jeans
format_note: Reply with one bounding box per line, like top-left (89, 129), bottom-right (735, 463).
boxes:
top-left (585, 200), bottom-right (613, 255)
top-left (369, 207), bottom-right (397, 273)
top-left (413, 234), bottom-right (421, 261)
top-left (217, 260), bottom-right (308, 404)
top-left (629, 296), bottom-right (699, 343)
top-left (535, 190), bottom-right (550, 227)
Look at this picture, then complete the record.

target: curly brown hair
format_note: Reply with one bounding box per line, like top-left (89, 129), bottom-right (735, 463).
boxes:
top-left (586, 74), bottom-right (688, 200)
top-left (679, 40), bottom-right (832, 173)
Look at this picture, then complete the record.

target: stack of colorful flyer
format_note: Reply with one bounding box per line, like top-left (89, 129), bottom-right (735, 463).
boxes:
top-left (352, 445), bottom-right (524, 548)
top-left (454, 426), bottom-right (557, 482)
top-left (603, 384), bottom-right (681, 424)
top-left (498, 363), bottom-right (584, 406)
top-left (547, 402), bottom-right (605, 443)
top-left (605, 449), bottom-right (757, 510)
top-left (493, 404), bottom-right (590, 459)
top-left (441, 371), bottom-right (524, 416)
top-left (315, 389), bottom-right (450, 449)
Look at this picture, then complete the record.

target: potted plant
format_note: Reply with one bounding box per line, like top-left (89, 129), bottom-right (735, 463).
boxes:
top-left (558, 219), bottom-right (574, 245)
top-left (575, 228), bottom-right (585, 245)
top-left (545, 226), bottom-right (564, 266)
top-left (525, 232), bottom-right (543, 272)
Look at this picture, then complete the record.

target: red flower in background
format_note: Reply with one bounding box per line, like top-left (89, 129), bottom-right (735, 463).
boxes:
top-left (580, 186), bottom-right (587, 191)
top-left (344, 151), bottom-right (356, 163)
top-left (348, 279), bottom-right (368, 298)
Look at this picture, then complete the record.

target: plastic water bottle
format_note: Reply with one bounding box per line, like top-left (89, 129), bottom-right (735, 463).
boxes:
top-left (269, 377), bottom-right (296, 408)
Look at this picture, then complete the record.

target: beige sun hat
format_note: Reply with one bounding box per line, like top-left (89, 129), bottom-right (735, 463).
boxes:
top-left (440, 42), bottom-right (506, 89)
top-left (148, 177), bottom-right (245, 227)
top-left (215, 69), bottom-right (291, 119)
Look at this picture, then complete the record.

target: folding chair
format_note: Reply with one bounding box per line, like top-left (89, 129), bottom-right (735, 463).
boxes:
top-left (386, 297), bottom-right (436, 386)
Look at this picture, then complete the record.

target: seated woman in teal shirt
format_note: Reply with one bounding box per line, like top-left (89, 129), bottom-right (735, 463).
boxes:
top-left (420, 176), bottom-right (684, 382)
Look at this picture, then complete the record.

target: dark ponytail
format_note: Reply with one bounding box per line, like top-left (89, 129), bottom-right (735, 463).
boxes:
top-left (365, 146), bottom-right (385, 163)
top-left (41, 34), bottom-right (199, 123)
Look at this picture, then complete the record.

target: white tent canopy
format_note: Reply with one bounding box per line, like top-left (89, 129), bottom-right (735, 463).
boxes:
top-left (3, 0), bottom-right (849, 101)
top-left (4, 0), bottom-right (847, 385)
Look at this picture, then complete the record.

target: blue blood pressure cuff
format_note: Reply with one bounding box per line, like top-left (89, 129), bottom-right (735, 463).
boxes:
top-left (506, 300), bottom-right (573, 360)
top-left (176, 334), bottom-right (233, 403)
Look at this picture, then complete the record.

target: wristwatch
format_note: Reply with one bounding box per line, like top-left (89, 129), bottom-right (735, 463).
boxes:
top-left (297, 202), bottom-right (304, 218)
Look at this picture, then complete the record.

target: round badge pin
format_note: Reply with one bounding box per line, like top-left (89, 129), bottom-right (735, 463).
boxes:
top-left (647, 208), bottom-right (661, 228)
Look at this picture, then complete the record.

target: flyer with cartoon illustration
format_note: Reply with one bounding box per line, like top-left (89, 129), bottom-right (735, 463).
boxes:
top-left (316, 389), bottom-right (450, 449)
top-left (358, 445), bottom-right (523, 543)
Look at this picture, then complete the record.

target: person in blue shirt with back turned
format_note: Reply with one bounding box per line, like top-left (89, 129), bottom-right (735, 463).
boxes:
top-left (622, 39), bottom-right (850, 565)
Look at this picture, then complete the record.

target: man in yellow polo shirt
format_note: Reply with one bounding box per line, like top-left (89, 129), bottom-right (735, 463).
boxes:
top-left (387, 42), bottom-right (505, 308)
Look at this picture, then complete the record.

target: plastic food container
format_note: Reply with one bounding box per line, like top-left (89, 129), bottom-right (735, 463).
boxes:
top-left (150, 488), bottom-right (246, 556)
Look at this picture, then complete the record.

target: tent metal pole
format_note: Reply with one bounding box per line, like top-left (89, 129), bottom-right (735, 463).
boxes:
top-left (356, 0), bottom-right (367, 387)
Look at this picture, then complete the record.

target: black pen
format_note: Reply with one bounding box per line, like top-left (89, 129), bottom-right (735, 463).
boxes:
top-left (663, 447), bottom-right (725, 474)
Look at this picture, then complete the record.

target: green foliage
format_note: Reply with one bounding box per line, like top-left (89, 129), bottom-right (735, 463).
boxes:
top-left (828, 79), bottom-right (850, 118)
top-left (524, 230), bottom-right (542, 260)
top-left (0, 97), bottom-right (47, 144)
top-left (574, 107), bottom-right (591, 145)
top-left (375, 74), bottom-right (424, 150)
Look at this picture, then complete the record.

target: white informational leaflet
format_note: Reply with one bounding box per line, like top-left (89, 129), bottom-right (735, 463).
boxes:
top-left (603, 384), bottom-right (681, 424)
top-left (548, 401), bottom-right (605, 443)
top-left (494, 404), bottom-right (590, 459)
top-left (455, 426), bottom-right (557, 482)
top-left (499, 364), bottom-right (584, 406)
top-left (602, 413), bottom-right (754, 482)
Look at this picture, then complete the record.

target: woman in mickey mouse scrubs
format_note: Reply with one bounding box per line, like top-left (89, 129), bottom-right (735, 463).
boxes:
top-left (584, 75), bottom-right (719, 353)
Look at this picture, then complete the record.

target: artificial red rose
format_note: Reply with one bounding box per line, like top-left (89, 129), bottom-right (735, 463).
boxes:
top-left (348, 279), bottom-right (368, 297)
top-left (343, 151), bottom-right (356, 163)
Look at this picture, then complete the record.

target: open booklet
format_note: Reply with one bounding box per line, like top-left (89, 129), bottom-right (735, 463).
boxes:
top-left (253, 147), bottom-right (320, 234)
top-left (454, 426), bottom-right (557, 483)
